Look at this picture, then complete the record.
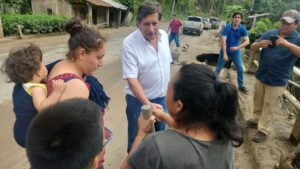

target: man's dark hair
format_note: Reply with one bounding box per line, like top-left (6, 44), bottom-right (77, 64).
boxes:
top-left (26, 98), bottom-right (103, 169)
top-left (136, 1), bottom-right (162, 24)
top-left (1, 44), bottom-right (42, 84)
top-left (172, 64), bottom-right (243, 147)
top-left (232, 11), bottom-right (243, 19)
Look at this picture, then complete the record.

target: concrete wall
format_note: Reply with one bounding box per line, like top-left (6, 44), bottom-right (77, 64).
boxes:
top-left (72, 4), bottom-right (88, 20)
top-left (31, 0), bottom-right (125, 27)
top-left (31, 0), bottom-right (72, 17)
top-left (96, 6), bottom-right (107, 25)
top-left (56, 0), bottom-right (72, 17)
top-left (32, 0), bottom-right (54, 14)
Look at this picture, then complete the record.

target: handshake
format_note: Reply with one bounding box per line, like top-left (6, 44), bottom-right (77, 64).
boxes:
top-left (138, 104), bottom-right (176, 135)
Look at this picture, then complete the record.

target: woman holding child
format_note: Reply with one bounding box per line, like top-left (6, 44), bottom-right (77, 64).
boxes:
top-left (2, 17), bottom-right (109, 169)
top-left (45, 18), bottom-right (109, 169)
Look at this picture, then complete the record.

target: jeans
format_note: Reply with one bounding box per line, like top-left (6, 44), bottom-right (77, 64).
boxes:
top-left (126, 94), bottom-right (167, 152)
top-left (169, 32), bottom-right (180, 48)
top-left (215, 53), bottom-right (244, 88)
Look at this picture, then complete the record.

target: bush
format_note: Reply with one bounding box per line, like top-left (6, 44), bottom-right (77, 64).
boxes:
top-left (0, 14), bottom-right (69, 36)
top-left (249, 18), bottom-right (279, 35)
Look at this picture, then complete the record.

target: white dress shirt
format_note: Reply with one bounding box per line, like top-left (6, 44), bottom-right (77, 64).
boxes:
top-left (121, 28), bottom-right (172, 99)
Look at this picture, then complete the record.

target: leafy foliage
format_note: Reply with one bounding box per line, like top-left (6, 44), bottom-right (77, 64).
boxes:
top-left (253, 0), bottom-right (300, 20)
top-left (1, 14), bottom-right (69, 36)
top-left (246, 18), bottom-right (279, 47)
top-left (118, 0), bottom-right (198, 20)
top-left (0, 0), bottom-right (32, 14)
top-left (225, 5), bottom-right (247, 16)
top-left (249, 18), bottom-right (278, 35)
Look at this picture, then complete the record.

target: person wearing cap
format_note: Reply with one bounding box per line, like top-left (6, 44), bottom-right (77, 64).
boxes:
top-left (247, 9), bottom-right (300, 143)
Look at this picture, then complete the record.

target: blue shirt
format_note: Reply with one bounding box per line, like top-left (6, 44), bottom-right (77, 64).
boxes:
top-left (255, 29), bottom-right (300, 86)
top-left (221, 23), bottom-right (248, 56)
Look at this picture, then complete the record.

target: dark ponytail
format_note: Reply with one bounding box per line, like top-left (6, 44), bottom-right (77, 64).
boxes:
top-left (64, 17), bottom-right (106, 60)
top-left (211, 82), bottom-right (243, 147)
top-left (172, 64), bottom-right (243, 147)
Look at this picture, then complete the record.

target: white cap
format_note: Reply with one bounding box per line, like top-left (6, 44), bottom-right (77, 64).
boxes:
top-left (280, 9), bottom-right (300, 24)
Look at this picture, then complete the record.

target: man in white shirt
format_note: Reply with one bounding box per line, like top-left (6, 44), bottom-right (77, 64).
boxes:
top-left (121, 1), bottom-right (172, 152)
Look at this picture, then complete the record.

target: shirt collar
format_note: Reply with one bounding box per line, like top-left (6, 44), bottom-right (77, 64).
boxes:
top-left (288, 31), bottom-right (298, 38)
top-left (230, 23), bottom-right (241, 30)
top-left (278, 29), bottom-right (298, 38)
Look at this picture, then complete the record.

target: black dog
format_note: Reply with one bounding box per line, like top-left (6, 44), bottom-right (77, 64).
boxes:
top-left (196, 53), bottom-right (232, 69)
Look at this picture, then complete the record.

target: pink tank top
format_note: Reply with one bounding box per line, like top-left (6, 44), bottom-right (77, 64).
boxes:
top-left (46, 73), bottom-right (90, 96)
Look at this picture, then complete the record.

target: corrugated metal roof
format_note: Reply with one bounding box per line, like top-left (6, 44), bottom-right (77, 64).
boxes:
top-left (103, 0), bottom-right (127, 10)
top-left (87, 0), bottom-right (112, 7)
top-left (87, 0), bottom-right (127, 10)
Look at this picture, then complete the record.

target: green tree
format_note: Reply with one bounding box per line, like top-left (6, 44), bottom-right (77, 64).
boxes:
top-left (0, 0), bottom-right (32, 14)
top-left (253, 0), bottom-right (300, 20)
top-left (118, 0), bottom-right (143, 13)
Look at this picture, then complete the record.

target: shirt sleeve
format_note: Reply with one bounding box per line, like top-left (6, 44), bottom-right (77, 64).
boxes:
top-left (128, 135), bottom-right (162, 169)
top-left (121, 42), bottom-right (138, 79)
top-left (255, 31), bottom-right (270, 43)
top-left (179, 20), bottom-right (183, 26)
top-left (241, 26), bottom-right (248, 37)
top-left (296, 35), bottom-right (300, 46)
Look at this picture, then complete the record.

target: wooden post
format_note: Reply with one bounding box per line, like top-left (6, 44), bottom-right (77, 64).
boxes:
top-left (0, 17), bottom-right (4, 38)
top-left (17, 24), bottom-right (23, 39)
top-left (118, 9), bottom-right (121, 27)
top-left (106, 8), bottom-right (109, 27)
top-left (171, 0), bottom-right (175, 17)
top-left (87, 4), bottom-right (92, 25)
top-left (209, 0), bottom-right (215, 15)
top-left (251, 0), bottom-right (255, 11)
top-left (141, 104), bottom-right (155, 133)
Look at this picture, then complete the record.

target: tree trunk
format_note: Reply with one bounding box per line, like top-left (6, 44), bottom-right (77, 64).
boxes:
top-left (221, 0), bottom-right (227, 15)
top-left (171, 0), bottom-right (175, 16)
top-left (210, 0), bottom-right (215, 15)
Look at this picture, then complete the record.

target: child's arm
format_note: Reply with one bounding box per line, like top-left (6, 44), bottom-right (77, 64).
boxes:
top-left (31, 80), bottom-right (66, 112)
